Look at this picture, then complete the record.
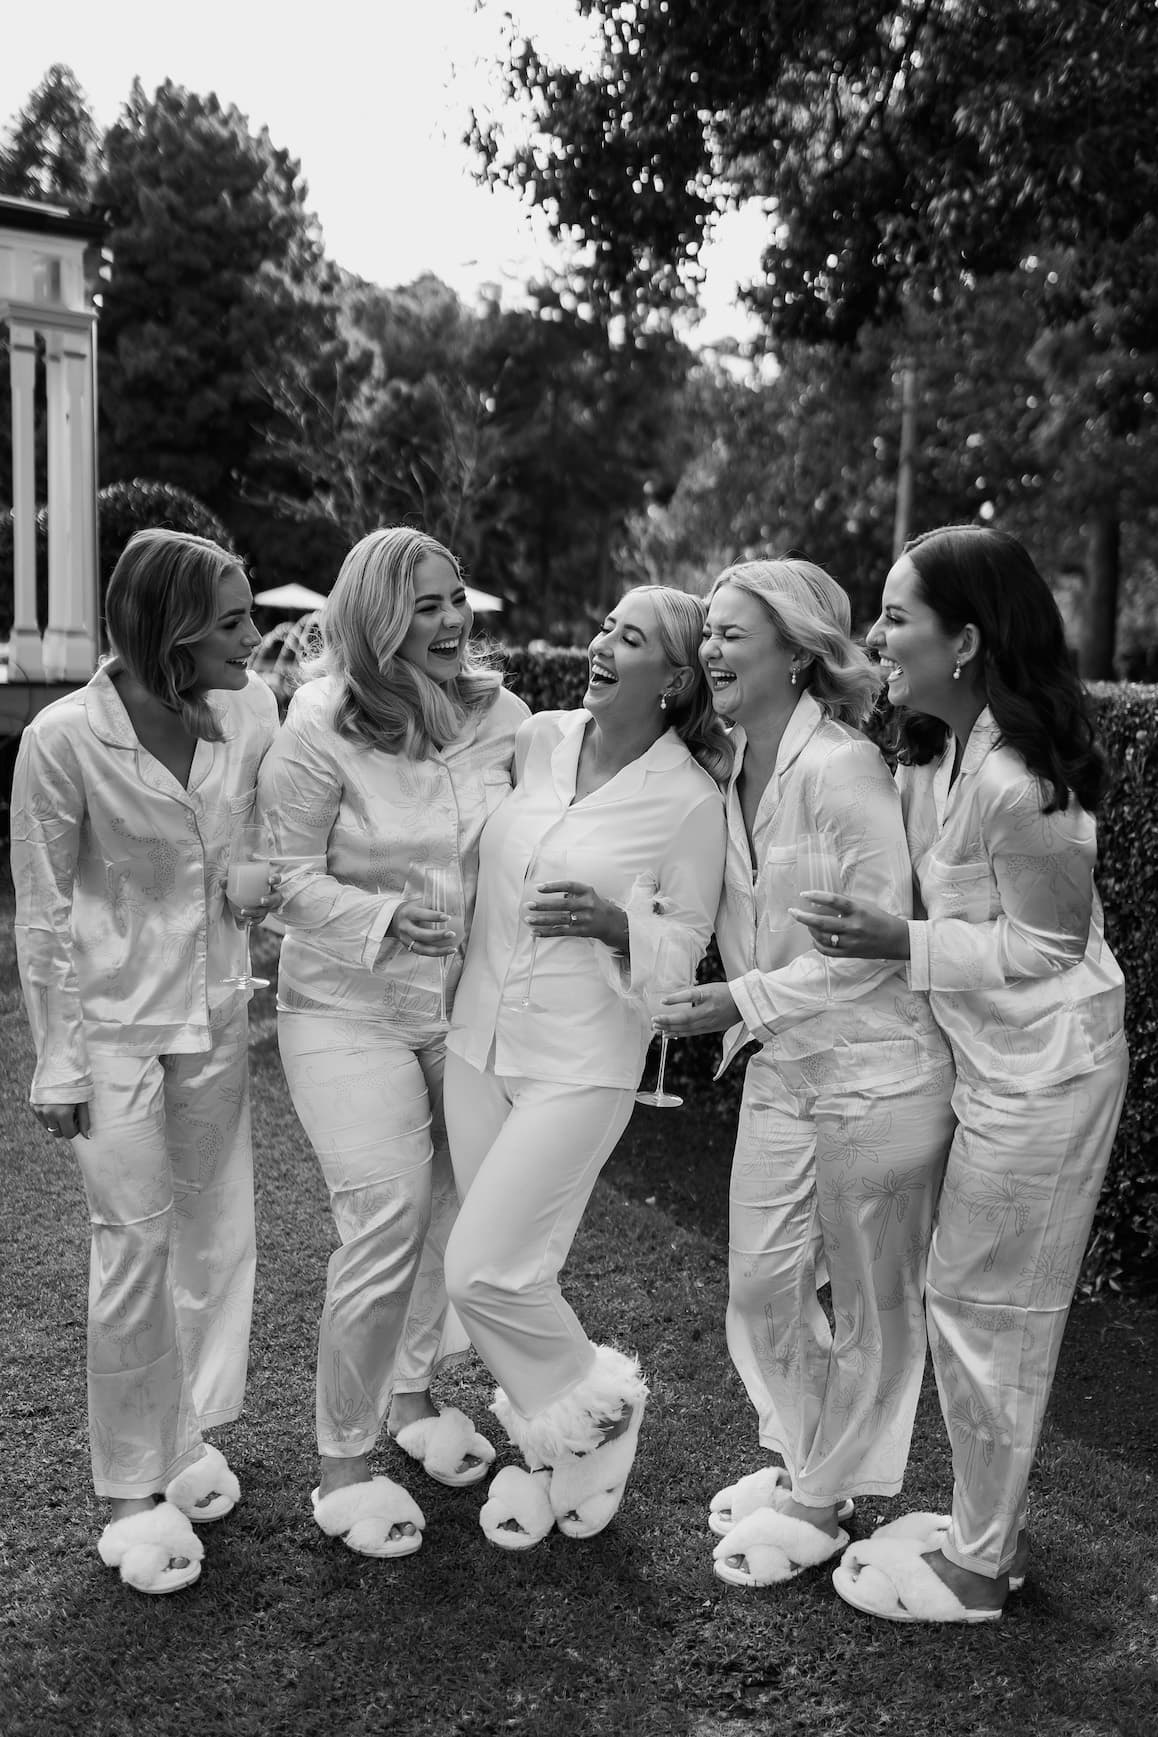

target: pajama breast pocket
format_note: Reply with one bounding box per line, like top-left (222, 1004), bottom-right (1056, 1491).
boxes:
top-left (924, 856), bottom-right (993, 923)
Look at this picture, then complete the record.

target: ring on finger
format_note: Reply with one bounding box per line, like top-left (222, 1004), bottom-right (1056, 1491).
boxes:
top-left (830, 931), bottom-right (840, 947)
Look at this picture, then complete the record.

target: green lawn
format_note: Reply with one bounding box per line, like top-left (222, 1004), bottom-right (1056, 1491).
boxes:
top-left (2, 910), bottom-right (1156, 1737)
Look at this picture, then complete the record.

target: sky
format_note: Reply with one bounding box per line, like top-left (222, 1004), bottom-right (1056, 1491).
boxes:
top-left (1, 0), bottom-right (766, 345)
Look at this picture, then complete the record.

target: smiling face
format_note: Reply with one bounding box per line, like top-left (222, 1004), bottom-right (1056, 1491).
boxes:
top-left (585, 591), bottom-right (679, 722)
top-left (867, 555), bottom-right (964, 716)
top-left (397, 554), bottom-right (473, 684)
top-left (188, 567), bottom-right (261, 694)
top-left (700, 583), bottom-right (798, 728)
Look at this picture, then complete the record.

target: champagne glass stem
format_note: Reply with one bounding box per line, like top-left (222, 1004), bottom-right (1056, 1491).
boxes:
top-left (437, 957), bottom-right (448, 1023)
top-left (520, 937), bottom-right (540, 1009)
top-left (653, 1032), bottom-right (671, 1097)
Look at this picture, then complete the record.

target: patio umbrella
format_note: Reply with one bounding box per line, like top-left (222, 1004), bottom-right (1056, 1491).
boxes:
top-left (253, 581), bottom-right (504, 614)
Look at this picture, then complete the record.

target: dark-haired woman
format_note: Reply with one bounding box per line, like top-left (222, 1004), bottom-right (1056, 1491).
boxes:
top-left (256, 527), bottom-right (528, 1559)
top-left (793, 525), bottom-right (1128, 1624)
top-left (11, 528), bottom-right (279, 1593)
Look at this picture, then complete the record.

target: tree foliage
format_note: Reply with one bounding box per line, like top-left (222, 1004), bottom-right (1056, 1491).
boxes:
top-left (0, 63), bottom-right (99, 205)
top-left (93, 79), bottom-right (336, 529)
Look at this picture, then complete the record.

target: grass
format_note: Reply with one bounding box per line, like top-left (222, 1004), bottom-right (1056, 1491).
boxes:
top-left (2, 905), bottom-right (1157, 1737)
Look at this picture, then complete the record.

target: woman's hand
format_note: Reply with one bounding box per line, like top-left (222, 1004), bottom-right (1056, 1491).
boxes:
top-left (33, 1101), bottom-right (90, 1141)
top-left (789, 892), bottom-right (910, 961)
top-left (228, 875), bottom-right (285, 928)
top-left (652, 980), bottom-right (739, 1036)
top-left (525, 879), bottom-right (627, 951)
top-left (389, 900), bottom-right (460, 957)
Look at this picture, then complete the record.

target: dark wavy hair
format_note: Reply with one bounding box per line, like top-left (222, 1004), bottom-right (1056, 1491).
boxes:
top-left (885, 525), bottom-right (1106, 813)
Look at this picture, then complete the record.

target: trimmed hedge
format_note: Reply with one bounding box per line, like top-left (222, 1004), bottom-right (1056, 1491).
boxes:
top-left (498, 647), bottom-right (1158, 1292)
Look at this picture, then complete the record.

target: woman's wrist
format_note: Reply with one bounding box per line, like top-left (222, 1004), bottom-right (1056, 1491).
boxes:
top-left (602, 902), bottom-right (630, 954)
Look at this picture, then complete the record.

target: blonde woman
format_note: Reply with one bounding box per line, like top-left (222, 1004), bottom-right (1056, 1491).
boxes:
top-left (443, 586), bottom-right (728, 1549)
top-left (11, 529), bottom-right (278, 1593)
top-left (257, 527), bottom-right (528, 1559)
top-left (659, 558), bottom-right (955, 1590)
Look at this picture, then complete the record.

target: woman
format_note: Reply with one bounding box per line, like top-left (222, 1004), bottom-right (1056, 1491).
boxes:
top-left (658, 558), bottom-right (955, 1590)
top-left (792, 526), bottom-right (1128, 1623)
top-left (256, 527), bottom-right (528, 1559)
top-left (11, 528), bottom-right (279, 1594)
top-left (442, 586), bottom-right (728, 1549)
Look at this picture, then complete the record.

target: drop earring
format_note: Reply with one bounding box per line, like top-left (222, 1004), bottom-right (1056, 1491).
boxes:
top-left (952, 662), bottom-right (962, 681)
top-left (659, 692), bottom-right (669, 711)
top-left (790, 666), bottom-right (798, 686)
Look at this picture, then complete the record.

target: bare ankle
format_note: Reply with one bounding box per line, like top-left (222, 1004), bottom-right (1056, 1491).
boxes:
top-left (318, 1454), bottom-right (371, 1499)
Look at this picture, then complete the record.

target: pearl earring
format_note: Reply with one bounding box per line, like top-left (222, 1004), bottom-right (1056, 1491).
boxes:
top-left (952, 662), bottom-right (962, 681)
top-left (790, 666), bottom-right (798, 686)
top-left (659, 693), bottom-right (668, 711)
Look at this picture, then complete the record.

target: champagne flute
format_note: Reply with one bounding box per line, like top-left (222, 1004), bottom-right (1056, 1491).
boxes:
top-left (419, 864), bottom-right (463, 1022)
top-left (636, 929), bottom-right (695, 1109)
top-left (223, 821), bottom-right (273, 990)
top-left (520, 844), bottom-right (568, 1010)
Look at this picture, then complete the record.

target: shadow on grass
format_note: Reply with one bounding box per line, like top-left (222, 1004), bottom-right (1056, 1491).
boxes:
top-left (2, 934), bottom-right (1156, 1737)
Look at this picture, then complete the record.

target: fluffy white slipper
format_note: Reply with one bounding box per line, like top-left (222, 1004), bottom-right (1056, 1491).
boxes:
top-left (870, 1512), bottom-right (1026, 1593)
top-left (164, 1442), bottom-right (241, 1523)
top-left (392, 1407), bottom-right (496, 1488)
top-left (708, 1467), bottom-right (854, 1537)
top-left (548, 1399), bottom-right (647, 1539)
top-left (97, 1501), bottom-right (204, 1595)
top-left (833, 1535), bottom-right (1003, 1624)
top-left (479, 1466), bottom-right (556, 1551)
top-left (712, 1507), bottom-right (848, 1588)
top-left (311, 1476), bottom-right (425, 1559)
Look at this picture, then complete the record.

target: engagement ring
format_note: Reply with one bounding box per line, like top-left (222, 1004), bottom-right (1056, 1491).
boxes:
top-left (830, 932), bottom-right (839, 947)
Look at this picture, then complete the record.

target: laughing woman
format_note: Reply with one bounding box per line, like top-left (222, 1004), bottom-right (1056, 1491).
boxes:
top-left (256, 528), bottom-right (528, 1560)
top-left (11, 529), bottom-right (278, 1593)
top-left (791, 525), bottom-right (1128, 1624)
top-left (658, 558), bottom-right (955, 1592)
top-left (442, 586), bottom-right (728, 1549)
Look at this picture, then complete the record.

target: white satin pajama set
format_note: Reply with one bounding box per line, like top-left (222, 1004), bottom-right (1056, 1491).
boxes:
top-left (898, 710), bottom-right (1127, 1579)
top-left (11, 665), bottom-right (278, 1498)
top-left (716, 695), bottom-right (956, 1509)
top-left (442, 709), bottom-right (726, 1467)
top-left (256, 678), bottom-right (528, 1458)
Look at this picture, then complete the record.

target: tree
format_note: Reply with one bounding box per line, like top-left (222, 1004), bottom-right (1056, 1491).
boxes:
top-left (0, 63), bottom-right (99, 204)
top-left (94, 80), bottom-right (337, 540)
top-left (478, 0), bottom-right (1158, 671)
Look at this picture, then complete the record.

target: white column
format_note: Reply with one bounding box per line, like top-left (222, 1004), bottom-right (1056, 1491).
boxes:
top-left (7, 320), bottom-right (44, 680)
top-left (40, 326), bottom-right (95, 680)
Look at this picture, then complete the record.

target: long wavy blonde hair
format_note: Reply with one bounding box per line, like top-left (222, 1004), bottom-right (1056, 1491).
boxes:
top-left (707, 558), bottom-right (880, 728)
top-left (312, 527), bottom-right (501, 757)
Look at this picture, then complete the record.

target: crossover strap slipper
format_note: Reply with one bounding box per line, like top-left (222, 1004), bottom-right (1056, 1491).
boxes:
top-left (311, 1476), bottom-right (425, 1559)
top-left (709, 1467), bottom-right (854, 1537)
top-left (833, 1535), bottom-right (1003, 1624)
top-left (869, 1512), bottom-right (1026, 1592)
top-left (392, 1407), bottom-right (496, 1488)
top-left (97, 1501), bottom-right (204, 1595)
top-left (712, 1507), bottom-right (848, 1587)
top-left (548, 1400), bottom-right (646, 1539)
top-left (479, 1466), bottom-right (556, 1550)
top-left (165, 1442), bottom-right (241, 1523)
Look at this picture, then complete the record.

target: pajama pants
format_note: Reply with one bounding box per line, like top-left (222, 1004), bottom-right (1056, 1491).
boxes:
top-left (929, 1039), bottom-right (1129, 1578)
top-left (74, 1007), bottom-right (255, 1499)
top-left (442, 1053), bottom-right (639, 1453)
top-left (727, 1049), bottom-right (955, 1508)
top-left (278, 1010), bottom-right (467, 1459)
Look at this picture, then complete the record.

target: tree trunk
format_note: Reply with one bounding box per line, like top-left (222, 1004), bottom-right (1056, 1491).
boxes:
top-left (1080, 503), bottom-right (1120, 678)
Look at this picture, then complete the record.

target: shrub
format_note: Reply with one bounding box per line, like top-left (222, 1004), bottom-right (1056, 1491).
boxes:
top-left (0, 479), bottom-right (235, 636)
top-left (500, 648), bottom-right (1158, 1291)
